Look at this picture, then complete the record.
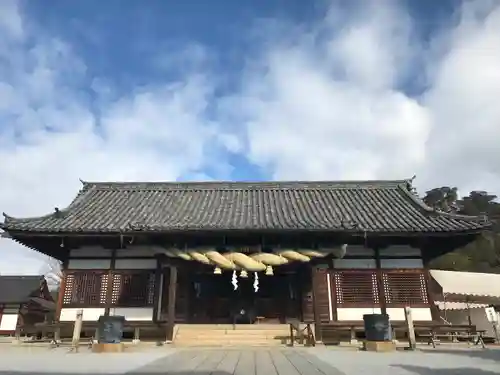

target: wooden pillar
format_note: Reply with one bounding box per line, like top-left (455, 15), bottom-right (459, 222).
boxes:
top-left (311, 267), bottom-right (323, 342)
top-left (55, 272), bottom-right (66, 322)
top-left (328, 271), bottom-right (338, 321)
top-left (425, 269), bottom-right (440, 321)
top-left (55, 257), bottom-right (69, 322)
top-left (104, 249), bottom-right (117, 316)
top-left (328, 256), bottom-right (338, 321)
top-left (152, 255), bottom-right (164, 323)
top-left (166, 265), bottom-right (178, 341)
top-left (374, 248), bottom-right (387, 315)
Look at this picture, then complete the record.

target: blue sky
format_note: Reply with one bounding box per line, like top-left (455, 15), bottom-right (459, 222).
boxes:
top-left (0, 0), bottom-right (500, 273)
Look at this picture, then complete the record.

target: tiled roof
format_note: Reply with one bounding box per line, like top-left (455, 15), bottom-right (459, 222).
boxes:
top-left (0, 276), bottom-right (45, 304)
top-left (0, 180), bottom-right (491, 234)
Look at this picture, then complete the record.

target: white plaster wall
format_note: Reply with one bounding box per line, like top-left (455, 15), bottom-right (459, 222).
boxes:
top-left (380, 259), bottom-right (424, 269)
top-left (333, 259), bottom-right (377, 269)
top-left (115, 246), bottom-right (158, 257)
top-left (345, 246), bottom-right (376, 257)
top-left (70, 247), bottom-right (113, 258)
top-left (337, 307), bottom-right (382, 321)
top-left (379, 246), bottom-right (422, 257)
top-left (109, 307), bottom-right (154, 321)
top-left (114, 258), bottom-right (156, 270)
top-left (59, 308), bottom-right (105, 321)
top-left (67, 259), bottom-right (111, 269)
top-left (0, 314), bottom-right (19, 331)
top-left (386, 308), bottom-right (432, 321)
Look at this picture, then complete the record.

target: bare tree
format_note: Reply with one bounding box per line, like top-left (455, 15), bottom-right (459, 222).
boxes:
top-left (40, 256), bottom-right (63, 291)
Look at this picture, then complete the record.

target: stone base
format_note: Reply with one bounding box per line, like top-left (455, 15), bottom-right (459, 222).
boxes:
top-left (91, 343), bottom-right (125, 353)
top-left (363, 341), bottom-right (396, 352)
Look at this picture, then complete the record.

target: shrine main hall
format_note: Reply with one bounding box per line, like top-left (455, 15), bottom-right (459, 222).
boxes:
top-left (0, 179), bottom-right (490, 340)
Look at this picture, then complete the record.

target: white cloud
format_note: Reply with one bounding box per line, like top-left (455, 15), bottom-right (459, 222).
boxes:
top-left (229, 0), bottom-right (500, 196)
top-left (0, 3), bottom-right (233, 273)
top-left (228, 1), bottom-right (431, 182)
top-left (422, 2), bottom-right (500, 193)
top-left (0, 0), bottom-right (23, 40)
top-left (1, 0), bottom-right (500, 274)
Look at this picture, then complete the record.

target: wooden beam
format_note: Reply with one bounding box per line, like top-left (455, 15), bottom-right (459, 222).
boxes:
top-left (166, 265), bottom-right (178, 341)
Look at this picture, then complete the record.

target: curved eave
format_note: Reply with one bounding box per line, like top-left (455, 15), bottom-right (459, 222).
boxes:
top-left (0, 181), bottom-right (91, 229)
top-left (2, 212), bottom-right (58, 225)
top-left (397, 184), bottom-right (491, 222)
top-left (0, 226), bottom-right (490, 237)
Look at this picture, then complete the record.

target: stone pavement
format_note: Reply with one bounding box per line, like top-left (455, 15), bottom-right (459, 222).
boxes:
top-left (129, 348), bottom-right (344, 374)
top-left (311, 346), bottom-right (500, 375)
top-left (0, 345), bottom-right (498, 374)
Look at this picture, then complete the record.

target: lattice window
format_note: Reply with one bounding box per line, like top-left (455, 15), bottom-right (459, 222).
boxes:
top-left (111, 272), bottom-right (155, 307)
top-left (382, 271), bottom-right (429, 307)
top-left (334, 271), bottom-right (380, 307)
top-left (62, 272), bottom-right (108, 306)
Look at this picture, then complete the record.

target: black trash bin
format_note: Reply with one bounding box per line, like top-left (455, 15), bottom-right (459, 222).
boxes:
top-left (363, 314), bottom-right (391, 342)
top-left (97, 315), bottom-right (125, 344)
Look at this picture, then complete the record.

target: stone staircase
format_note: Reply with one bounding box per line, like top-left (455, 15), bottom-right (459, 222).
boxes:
top-left (172, 324), bottom-right (291, 347)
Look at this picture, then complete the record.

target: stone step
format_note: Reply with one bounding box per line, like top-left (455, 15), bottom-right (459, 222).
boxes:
top-left (177, 329), bottom-right (290, 337)
top-left (174, 335), bottom-right (285, 341)
top-left (174, 341), bottom-right (285, 347)
top-left (173, 324), bottom-right (291, 347)
top-left (176, 324), bottom-right (288, 330)
top-left (174, 338), bottom-right (286, 346)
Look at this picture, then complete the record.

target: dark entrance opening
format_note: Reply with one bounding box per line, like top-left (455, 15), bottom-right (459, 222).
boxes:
top-left (188, 267), bottom-right (303, 324)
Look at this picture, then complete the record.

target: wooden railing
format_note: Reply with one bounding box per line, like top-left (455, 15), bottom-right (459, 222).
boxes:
top-left (289, 322), bottom-right (315, 347)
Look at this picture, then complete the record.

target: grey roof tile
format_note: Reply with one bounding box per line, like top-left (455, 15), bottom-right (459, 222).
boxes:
top-left (0, 180), bottom-right (491, 234)
top-left (0, 276), bottom-right (46, 303)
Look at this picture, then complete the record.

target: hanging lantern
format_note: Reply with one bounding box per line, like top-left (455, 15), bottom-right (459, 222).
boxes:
top-left (213, 267), bottom-right (222, 275)
top-left (240, 270), bottom-right (248, 278)
top-left (265, 265), bottom-right (274, 276)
